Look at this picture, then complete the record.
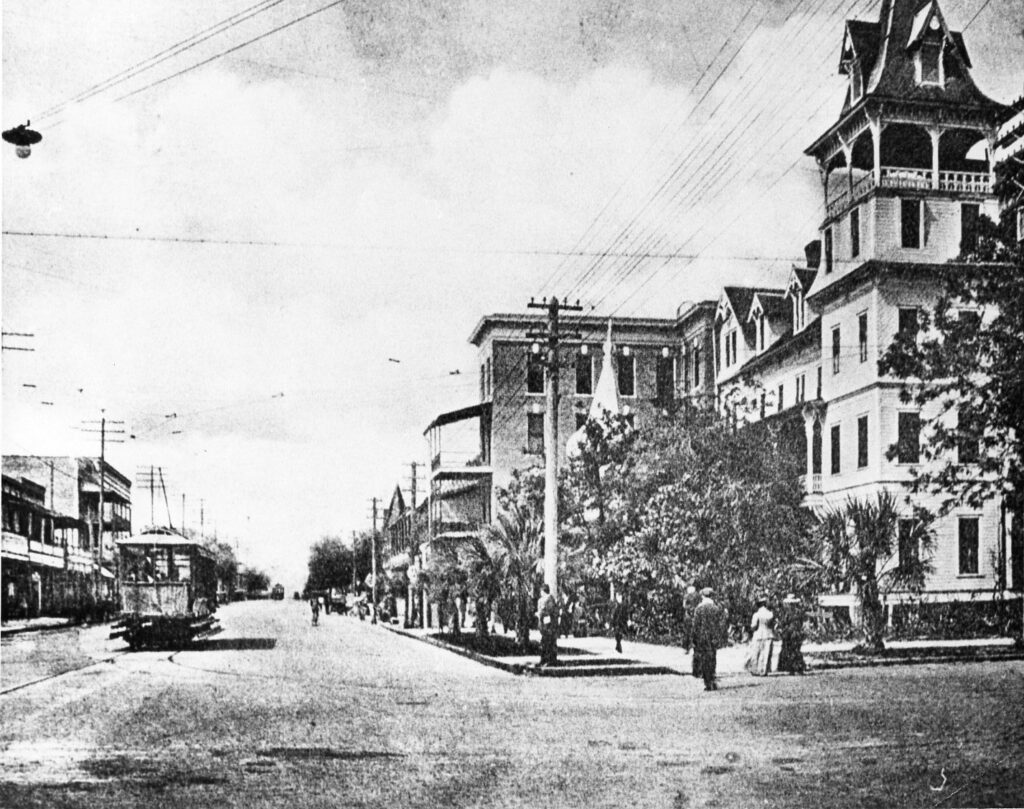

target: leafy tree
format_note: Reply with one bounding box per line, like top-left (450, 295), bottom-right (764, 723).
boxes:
top-left (305, 535), bottom-right (357, 594)
top-left (878, 210), bottom-right (1023, 519)
top-left (474, 499), bottom-right (543, 650)
top-left (420, 541), bottom-right (467, 634)
top-left (239, 567), bottom-right (270, 594)
top-left (457, 534), bottom-right (502, 638)
top-left (564, 406), bottom-right (817, 638)
top-left (209, 541), bottom-right (238, 600)
top-left (805, 491), bottom-right (935, 651)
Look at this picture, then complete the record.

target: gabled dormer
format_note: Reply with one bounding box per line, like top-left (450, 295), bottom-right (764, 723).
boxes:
top-left (839, 20), bottom-right (879, 109)
top-left (786, 267), bottom-right (817, 334)
top-left (905, 1), bottom-right (970, 88)
top-left (716, 287), bottom-right (781, 378)
top-left (747, 291), bottom-right (789, 354)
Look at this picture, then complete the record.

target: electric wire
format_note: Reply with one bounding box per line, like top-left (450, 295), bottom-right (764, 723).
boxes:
top-left (34, 0), bottom-right (286, 123)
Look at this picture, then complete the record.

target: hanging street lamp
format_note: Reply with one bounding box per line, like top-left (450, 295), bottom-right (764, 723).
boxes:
top-left (3, 121), bottom-right (43, 158)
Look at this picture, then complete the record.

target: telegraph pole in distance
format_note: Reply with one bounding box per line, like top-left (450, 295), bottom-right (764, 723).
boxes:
top-left (370, 496), bottom-right (380, 625)
top-left (526, 296), bottom-right (582, 597)
top-left (406, 460), bottom-right (422, 628)
top-left (81, 413), bottom-right (125, 600)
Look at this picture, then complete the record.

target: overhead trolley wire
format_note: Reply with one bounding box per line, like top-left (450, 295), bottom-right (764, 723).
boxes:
top-left (559, 0), bottom-right (845, 310)
top-left (34, 0), bottom-right (287, 123)
top-left (538, 0), bottom-right (767, 299)
top-left (111, 0), bottom-right (348, 105)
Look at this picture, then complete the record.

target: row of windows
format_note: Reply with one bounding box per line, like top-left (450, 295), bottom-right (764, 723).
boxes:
top-left (525, 410), bottom-right (636, 454)
top-left (826, 408), bottom-right (979, 475)
top-left (829, 307), bottom-right (920, 376)
top-left (525, 350), bottom-right (676, 400)
top-left (823, 201), bottom-right (981, 274)
top-left (896, 516), bottom-right (982, 577)
top-left (758, 369), bottom-right (821, 416)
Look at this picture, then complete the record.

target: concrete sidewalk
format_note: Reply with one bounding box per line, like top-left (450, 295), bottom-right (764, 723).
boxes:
top-left (382, 621), bottom-right (1023, 677)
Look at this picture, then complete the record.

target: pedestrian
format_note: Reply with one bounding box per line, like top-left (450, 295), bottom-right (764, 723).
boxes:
top-left (310, 597), bottom-right (321, 627)
top-left (560, 593), bottom-right (574, 638)
top-left (610, 591), bottom-right (629, 653)
top-left (572, 595), bottom-right (587, 637)
top-left (681, 585), bottom-right (700, 652)
top-left (744, 596), bottom-right (775, 677)
top-left (536, 584), bottom-right (559, 666)
top-left (777, 593), bottom-right (807, 675)
top-left (690, 587), bottom-right (727, 691)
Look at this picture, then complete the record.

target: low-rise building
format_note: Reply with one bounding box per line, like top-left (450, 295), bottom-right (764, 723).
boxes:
top-left (2, 455), bottom-right (132, 616)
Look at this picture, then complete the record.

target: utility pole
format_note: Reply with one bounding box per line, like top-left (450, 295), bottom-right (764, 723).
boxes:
top-left (370, 496), bottom-right (379, 625)
top-left (526, 296), bottom-right (582, 596)
top-left (407, 461), bottom-right (419, 628)
top-left (351, 530), bottom-right (358, 591)
top-left (81, 413), bottom-right (125, 601)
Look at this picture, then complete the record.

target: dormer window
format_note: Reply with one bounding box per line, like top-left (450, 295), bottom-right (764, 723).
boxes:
top-left (757, 313), bottom-right (766, 352)
top-left (920, 39), bottom-right (941, 84)
top-left (794, 289), bottom-right (806, 332)
top-left (849, 57), bottom-right (863, 102)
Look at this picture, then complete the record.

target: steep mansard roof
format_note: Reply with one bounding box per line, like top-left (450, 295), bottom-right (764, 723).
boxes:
top-left (837, 0), bottom-right (1003, 114)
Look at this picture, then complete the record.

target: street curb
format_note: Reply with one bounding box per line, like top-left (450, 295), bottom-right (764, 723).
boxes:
top-left (379, 622), bottom-right (526, 674)
top-left (379, 623), bottom-right (681, 677)
top-left (1, 619), bottom-right (82, 638)
top-left (806, 649), bottom-right (1024, 671)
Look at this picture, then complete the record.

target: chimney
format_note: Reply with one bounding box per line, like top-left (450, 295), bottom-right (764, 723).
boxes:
top-left (804, 240), bottom-right (822, 269)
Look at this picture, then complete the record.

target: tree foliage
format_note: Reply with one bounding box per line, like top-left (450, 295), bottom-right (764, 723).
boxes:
top-left (878, 210), bottom-right (1024, 516)
top-left (564, 406), bottom-right (817, 637)
top-left (469, 498), bottom-right (544, 649)
top-left (804, 491), bottom-right (935, 650)
top-left (239, 567), bottom-right (271, 594)
top-left (304, 532), bottom-right (374, 595)
top-left (208, 541), bottom-right (238, 598)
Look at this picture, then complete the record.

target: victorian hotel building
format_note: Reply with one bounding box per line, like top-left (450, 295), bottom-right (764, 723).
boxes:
top-left (392, 0), bottom-right (1021, 625)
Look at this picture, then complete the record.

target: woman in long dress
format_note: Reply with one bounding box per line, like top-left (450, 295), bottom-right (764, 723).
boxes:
top-left (777, 594), bottom-right (807, 674)
top-left (745, 597), bottom-right (775, 676)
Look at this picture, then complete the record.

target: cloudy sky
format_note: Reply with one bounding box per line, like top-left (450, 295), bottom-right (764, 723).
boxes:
top-left (3, 0), bottom-right (1021, 589)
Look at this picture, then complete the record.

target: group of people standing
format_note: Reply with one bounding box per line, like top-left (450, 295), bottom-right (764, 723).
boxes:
top-left (685, 588), bottom-right (807, 689)
top-left (745, 593), bottom-right (807, 678)
top-left (538, 583), bottom-right (807, 687)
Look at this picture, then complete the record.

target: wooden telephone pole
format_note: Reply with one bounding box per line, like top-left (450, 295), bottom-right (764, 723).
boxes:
top-left (526, 296), bottom-right (582, 596)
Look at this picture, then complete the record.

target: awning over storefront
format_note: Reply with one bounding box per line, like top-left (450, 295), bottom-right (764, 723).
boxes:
top-left (100, 567), bottom-right (116, 579)
top-left (29, 550), bottom-right (67, 570)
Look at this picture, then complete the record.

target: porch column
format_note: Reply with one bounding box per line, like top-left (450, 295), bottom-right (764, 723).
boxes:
top-left (868, 116), bottom-right (882, 185)
top-left (802, 410), bottom-right (816, 496)
top-left (929, 128), bottom-right (941, 190)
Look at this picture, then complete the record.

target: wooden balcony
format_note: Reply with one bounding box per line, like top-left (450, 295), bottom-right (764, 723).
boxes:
top-left (825, 168), bottom-right (992, 219)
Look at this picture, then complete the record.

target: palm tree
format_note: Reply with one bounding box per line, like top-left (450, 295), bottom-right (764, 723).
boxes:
top-left (475, 501), bottom-right (544, 651)
top-left (809, 491), bottom-right (935, 651)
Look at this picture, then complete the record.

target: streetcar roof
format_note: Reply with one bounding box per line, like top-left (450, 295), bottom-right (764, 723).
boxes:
top-left (117, 527), bottom-right (212, 551)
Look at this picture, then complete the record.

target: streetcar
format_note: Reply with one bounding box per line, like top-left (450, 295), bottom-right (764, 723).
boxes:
top-left (110, 527), bottom-right (220, 650)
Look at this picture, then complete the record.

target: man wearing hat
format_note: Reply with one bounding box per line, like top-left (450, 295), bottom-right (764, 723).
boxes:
top-left (690, 587), bottom-right (727, 691)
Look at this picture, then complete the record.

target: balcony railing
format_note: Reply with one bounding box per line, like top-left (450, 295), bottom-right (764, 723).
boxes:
top-left (799, 474), bottom-right (823, 495)
top-left (431, 451), bottom-right (487, 472)
top-left (825, 167), bottom-right (993, 219)
top-left (939, 170), bottom-right (990, 193)
top-left (433, 520), bottom-right (483, 536)
top-left (880, 166), bottom-right (931, 189)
